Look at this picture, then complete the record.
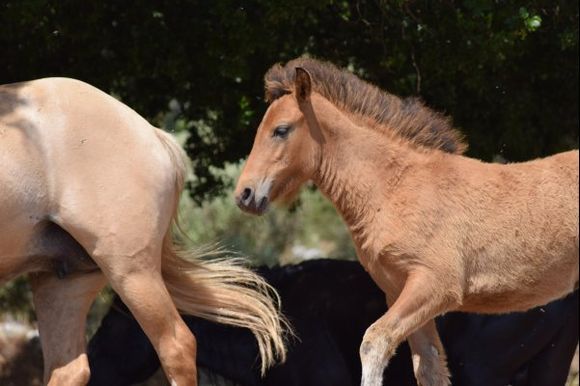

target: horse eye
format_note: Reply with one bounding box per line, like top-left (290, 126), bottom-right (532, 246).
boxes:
top-left (272, 124), bottom-right (291, 139)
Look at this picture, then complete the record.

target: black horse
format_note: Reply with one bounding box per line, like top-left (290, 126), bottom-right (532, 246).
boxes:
top-left (88, 259), bottom-right (578, 386)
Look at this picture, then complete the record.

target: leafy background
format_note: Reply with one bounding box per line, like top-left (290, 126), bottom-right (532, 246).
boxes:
top-left (1, 0), bottom-right (577, 201)
top-left (0, 2), bottom-right (578, 383)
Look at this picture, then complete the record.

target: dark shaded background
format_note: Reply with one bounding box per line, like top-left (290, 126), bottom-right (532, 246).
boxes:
top-left (1, 0), bottom-right (578, 201)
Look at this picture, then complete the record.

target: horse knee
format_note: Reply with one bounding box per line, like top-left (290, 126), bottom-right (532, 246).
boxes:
top-left (360, 336), bottom-right (393, 363)
top-left (360, 322), bottom-right (395, 359)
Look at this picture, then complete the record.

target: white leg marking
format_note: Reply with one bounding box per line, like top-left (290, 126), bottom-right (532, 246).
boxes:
top-left (360, 341), bottom-right (388, 386)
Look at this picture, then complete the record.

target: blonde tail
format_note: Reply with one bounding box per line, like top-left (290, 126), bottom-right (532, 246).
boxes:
top-left (154, 128), bottom-right (287, 374)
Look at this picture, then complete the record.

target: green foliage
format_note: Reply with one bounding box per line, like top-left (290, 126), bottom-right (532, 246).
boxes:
top-left (1, 0), bottom-right (577, 202)
top-left (0, 278), bottom-right (34, 321)
top-left (0, 0), bottom-right (578, 326)
top-left (179, 162), bottom-right (355, 267)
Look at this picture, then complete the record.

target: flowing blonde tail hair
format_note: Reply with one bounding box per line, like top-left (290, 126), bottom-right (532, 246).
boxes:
top-left (154, 129), bottom-right (288, 374)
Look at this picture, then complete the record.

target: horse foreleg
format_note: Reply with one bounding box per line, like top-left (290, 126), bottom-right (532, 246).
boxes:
top-left (407, 320), bottom-right (450, 386)
top-left (30, 271), bottom-right (106, 386)
top-left (360, 270), bottom-right (456, 386)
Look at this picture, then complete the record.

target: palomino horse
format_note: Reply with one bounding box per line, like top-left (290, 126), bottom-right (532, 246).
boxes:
top-left (235, 58), bottom-right (579, 386)
top-left (0, 78), bottom-right (286, 386)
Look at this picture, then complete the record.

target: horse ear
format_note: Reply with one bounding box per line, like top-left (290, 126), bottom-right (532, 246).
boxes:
top-left (295, 67), bottom-right (312, 103)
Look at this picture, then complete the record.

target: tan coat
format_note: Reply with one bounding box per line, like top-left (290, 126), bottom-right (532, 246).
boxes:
top-left (235, 58), bottom-right (579, 386)
top-left (1, 78), bottom-right (286, 386)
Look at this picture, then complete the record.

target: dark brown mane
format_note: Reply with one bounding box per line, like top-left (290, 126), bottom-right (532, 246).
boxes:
top-left (265, 57), bottom-right (467, 154)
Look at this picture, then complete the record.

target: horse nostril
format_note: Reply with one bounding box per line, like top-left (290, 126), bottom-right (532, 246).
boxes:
top-left (257, 196), bottom-right (268, 211)
top-left (241, 187), bottom-right (253, 202)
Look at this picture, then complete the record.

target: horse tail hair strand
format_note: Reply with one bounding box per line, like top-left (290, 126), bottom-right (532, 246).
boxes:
top-left (154, 128), bottom-right (288, 374)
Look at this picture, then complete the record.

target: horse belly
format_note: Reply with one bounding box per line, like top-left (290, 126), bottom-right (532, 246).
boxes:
top-left (462, 244), bottom-right (579, 314)
top-left (461, 156), bottom-right (579, 313)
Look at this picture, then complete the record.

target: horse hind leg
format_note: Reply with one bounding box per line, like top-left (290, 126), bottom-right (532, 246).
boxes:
top-left (46, 219), bottom-right (198, 384)
top-left (31, 271), bottom-right (106, 386)
top-left (101, 250), bottom-right (199, 386)
top-left (60, 213), bottom-right (199, 385)
top-left (53, 152), bottom-right (198, 384)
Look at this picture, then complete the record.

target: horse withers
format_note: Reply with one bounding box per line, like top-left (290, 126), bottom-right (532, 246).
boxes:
top-left (234, 58), bottom-right (579, 386)
top-left (0, 78), bottom-right (286, 386)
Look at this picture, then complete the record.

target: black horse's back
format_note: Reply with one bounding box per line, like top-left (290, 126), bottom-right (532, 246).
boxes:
top-left (88, 259), bottom-right (578, 386)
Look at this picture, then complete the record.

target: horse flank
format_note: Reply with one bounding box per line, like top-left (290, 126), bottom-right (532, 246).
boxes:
top-left (265, 57), bottom-right (467, 155)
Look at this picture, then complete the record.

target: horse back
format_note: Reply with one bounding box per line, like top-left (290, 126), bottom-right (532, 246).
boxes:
top-left (1, 77), bottom-right (177, 212)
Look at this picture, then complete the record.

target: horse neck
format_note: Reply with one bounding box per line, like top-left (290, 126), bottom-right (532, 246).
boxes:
top-left (311, 106), bottom-right (419, 248)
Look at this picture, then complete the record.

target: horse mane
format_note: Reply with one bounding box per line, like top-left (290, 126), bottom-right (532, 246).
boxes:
top-left (264, 57), bottom-right (467, 154)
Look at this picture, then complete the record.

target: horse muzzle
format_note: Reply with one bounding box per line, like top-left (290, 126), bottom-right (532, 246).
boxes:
top-left (235, 186), bottom-right (270, 215)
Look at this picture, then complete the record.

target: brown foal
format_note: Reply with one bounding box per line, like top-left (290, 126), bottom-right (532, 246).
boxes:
top-left (234, 58), bottom-right (579, 386)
